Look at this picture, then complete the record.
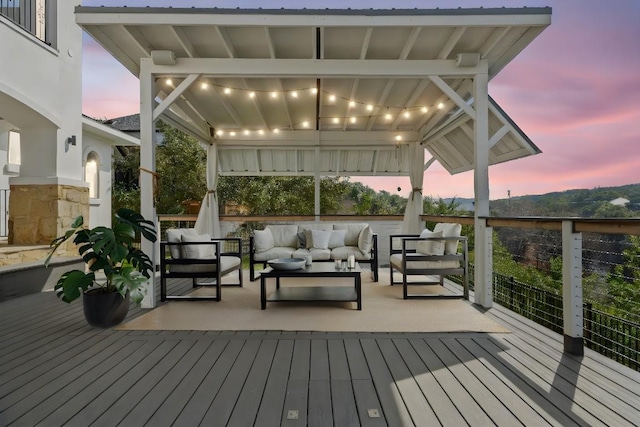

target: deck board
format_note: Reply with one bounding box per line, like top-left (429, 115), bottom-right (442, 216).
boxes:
top-left (1, 277), bottom-right (639, 427)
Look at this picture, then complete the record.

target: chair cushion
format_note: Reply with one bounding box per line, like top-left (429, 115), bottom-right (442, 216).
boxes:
top-left (434, 223), bottom-right (462, 254)
top-left (416, 230), bottom-right (445, 256)
top-left (266, 225), bottom-right (298, 248)
top-left (181, 233), bottom-right (215, 259)
top-left (253, 229), bottom-right (275, 253)
top-left (170, 255), bottom-right (241, 274)
top-left (357, 225), bottom-right (374, 254)
top-left (334, 223), bottom-right (367, 246)
top-left (166, 228), bottom-right (199, 259)
top-left (390, 254), bottom-right (460, 271)
top-left (253, 247), bottom-right (296, 262)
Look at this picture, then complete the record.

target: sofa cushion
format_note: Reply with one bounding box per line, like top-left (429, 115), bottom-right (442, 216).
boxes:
top-left (416, 229), bottom-right (445, 256)
top-left (166, 228), bottom-right (199, 259)
top-left (390, 254), bottom-right (460, 271)
top-left (434, 223), bottom-right (462, 255)
top-left (311, 229), bottom-right (332, 249)
top-left (357, 225), bottom-right (374, 254)
top-left (253, 247), bottom-right (296, 262)
top-left (331, 246), bottom-right (372, 261)
top-left (181, 233), bottom-right (215, 259)
top-left (334, 223), bottom-right (367, 246)
top-left (301, 224), bottom-right (333, 248)
top-left (266, 225), bottom-right (299, 248)
top-left (328, 229), bottom-right (347, 249)
top-left (253, 229), bottom-right (275, 253)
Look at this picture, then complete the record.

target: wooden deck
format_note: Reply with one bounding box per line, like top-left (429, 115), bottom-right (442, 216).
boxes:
top-left (1, 278), bottom-right (640, 426)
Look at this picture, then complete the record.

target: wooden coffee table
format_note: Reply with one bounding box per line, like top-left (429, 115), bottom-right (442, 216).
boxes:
top-left (260, 262), bottom-right (362, 310)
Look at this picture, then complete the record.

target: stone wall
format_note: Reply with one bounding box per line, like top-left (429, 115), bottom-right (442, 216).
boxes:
top-left (8, 184), bottom-right (89, 255)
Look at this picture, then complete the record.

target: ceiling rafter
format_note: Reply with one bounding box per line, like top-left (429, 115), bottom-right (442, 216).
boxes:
top-left (120, 25), bottom-right (152, 57)
top-left (418, 79), bottom-right (469, 134)
top-left (366, 80), bottom-right (395, 131)
top-left (390, 79), bottom-right (430, 130)
top-left (400, 27), bottom-right (421, 59)
top-left (480, 26), bottom-right (511, 59)
top-left (342, 27), bottom-right (372, 130)
top-left (438, 26), bottom-right (466, 59)
top-left (170, 25), bottom-right (198, 57)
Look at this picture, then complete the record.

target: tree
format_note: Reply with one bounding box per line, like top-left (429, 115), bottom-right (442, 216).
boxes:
top-left (112, 121), bottom-right (207, 215)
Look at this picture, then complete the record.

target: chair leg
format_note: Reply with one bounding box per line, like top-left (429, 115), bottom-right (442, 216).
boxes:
top-left (403, 273), bottom-right (408, 299)
top-left (238, 268), bottom-right (243, 287)
top-left (250, 262), bottom-right (255, 282)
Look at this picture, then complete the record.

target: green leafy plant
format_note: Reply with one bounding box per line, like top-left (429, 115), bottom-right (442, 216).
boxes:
top-left (45, 208), bottom-right (157, 304)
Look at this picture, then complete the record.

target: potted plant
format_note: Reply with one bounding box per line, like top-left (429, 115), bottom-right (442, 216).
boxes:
top-left (45, 208), bottom-right (157, 328)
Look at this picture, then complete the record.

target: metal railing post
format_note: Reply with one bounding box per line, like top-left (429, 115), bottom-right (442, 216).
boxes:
top-left (562, 220), bottom-right (584, 355)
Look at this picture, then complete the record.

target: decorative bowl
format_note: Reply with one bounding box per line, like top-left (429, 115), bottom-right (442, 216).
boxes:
top-left (268, 258), bottom-right (306, 270)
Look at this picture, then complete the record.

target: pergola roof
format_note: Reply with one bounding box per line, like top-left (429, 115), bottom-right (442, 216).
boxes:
top-left (76, 7), bottom-right (549, 176)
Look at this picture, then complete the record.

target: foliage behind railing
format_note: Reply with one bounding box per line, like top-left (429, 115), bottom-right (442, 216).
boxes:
top-left (453, 265), bottom-right (640, 371)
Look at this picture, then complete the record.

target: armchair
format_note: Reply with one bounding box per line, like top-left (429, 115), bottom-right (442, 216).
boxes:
top-left (389, 232), bottom-right (468, 299)
top-left (160, 230), bottom-right (242, 301)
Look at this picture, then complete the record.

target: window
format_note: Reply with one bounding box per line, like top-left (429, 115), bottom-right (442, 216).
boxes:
top-left (85, 152), bottom-right (99, 199)
top-left (8, 131), bottom-right (20, 165)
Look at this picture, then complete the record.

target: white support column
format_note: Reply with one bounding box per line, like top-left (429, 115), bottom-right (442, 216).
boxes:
top-left (314, 142), bottom-right (320, 221)
top-left (140, 59), bottom-right (157, 309)
top-left (562, 220), bottom-right (584, 355)
top-left (473, 71), bottom-right (493, 308)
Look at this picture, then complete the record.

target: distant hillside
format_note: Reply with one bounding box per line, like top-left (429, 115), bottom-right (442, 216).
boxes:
top-left (490, 183), bottom-right (640, 218)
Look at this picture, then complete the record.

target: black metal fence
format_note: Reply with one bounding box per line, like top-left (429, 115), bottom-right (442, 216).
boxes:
top-left (0, 0), bottom-right (47, 43)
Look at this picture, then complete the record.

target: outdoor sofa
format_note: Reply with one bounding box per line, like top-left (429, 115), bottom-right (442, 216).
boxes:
top-left (249, 223), bottom-right (378, 282)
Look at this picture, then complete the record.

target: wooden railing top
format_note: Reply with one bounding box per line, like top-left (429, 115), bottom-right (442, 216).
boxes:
top-left (157, 214), bottom-right (640, 235)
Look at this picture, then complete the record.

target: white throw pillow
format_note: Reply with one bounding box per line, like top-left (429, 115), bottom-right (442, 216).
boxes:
top-left (416, 229), bottom-right (445, 256)
top-left (253, 229), bottom-right (275, 253)
top-left (181, 233), bottom-right (215, 259)
top-left (334, 223), bottom-right (367, 246)
top-left (166, 228), bottom-right (198, 259)
top-left (357, 225), bottom-right (374, 253)
top-left (311, 229), bottom-right (332, 249)
top-left (266, 225), bottom-right (298, 247)
top-left (328, 229), bottom-right (347, 249)
top-left (434, 223), bottom-right (462, 254)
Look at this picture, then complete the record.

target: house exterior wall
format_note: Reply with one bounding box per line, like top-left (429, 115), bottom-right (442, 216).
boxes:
top-left (0, 1), bottom-right (85, 245)
top-left (82, 133), bottom-right (114, 229)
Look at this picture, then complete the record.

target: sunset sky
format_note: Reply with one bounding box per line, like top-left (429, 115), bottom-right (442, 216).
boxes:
top-left (82, 0), bottom-right (640, 201)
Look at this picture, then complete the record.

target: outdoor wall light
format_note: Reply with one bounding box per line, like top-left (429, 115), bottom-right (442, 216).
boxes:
top-left (455, 53), bottom-right (480, 67)
top-left (151, 50), bottom-right (177, 65)
top-left (66, 135), bottom-right (76, 146)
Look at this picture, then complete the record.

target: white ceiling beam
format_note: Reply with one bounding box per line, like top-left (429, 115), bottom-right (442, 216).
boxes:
top-left (480, 26), bottom-right (510, 58)
top-left (215, 130), bottom-right (417, 145)
top-left (399, 27), bottom-right (421, 59)
top-left (361, 27), bottom-right (373, 59)
top-left (86, 25), bottom-right (140, 75)
top-left (424, 156), bottom-right (437, 171)
top-left (264, 27), bottom-right (276, 58)
top-left (437, 26), bottom-right (466, 59)
top-left (390, 79), bottom-right (430, 129)
top-left (366, 80), bottom-right (395, 131)
top-left (76, 10), bottom-right (552, 28)
top-left (158, 108), bottom-right (209, 142)
top-left (489, 124), bottom-right (510, 148)
top-left (120, 25), bottom-right (151, 57)
top-left (219, 170), bottom-right (410, 177)
top-left (170, 26), bottom-right (198, 57)
top-left (153, 74), bottom-right (200, 120)
top-left (428, 75), bottom-right (475, 119)
top-left (148, 58), bottom-right (488, 78)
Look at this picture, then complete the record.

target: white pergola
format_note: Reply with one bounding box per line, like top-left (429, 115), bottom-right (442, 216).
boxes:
top-left (76, 7), bottom-right (551, 308)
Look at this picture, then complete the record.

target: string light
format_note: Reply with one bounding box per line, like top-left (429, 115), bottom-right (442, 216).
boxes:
top-left (191, 81), bottom-right (452, 140)
top-left (165, 78), bottom-right (173, 86)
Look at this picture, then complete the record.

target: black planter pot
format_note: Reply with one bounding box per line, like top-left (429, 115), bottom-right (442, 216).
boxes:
top-left (82, 290), bottom-right (130, 328)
